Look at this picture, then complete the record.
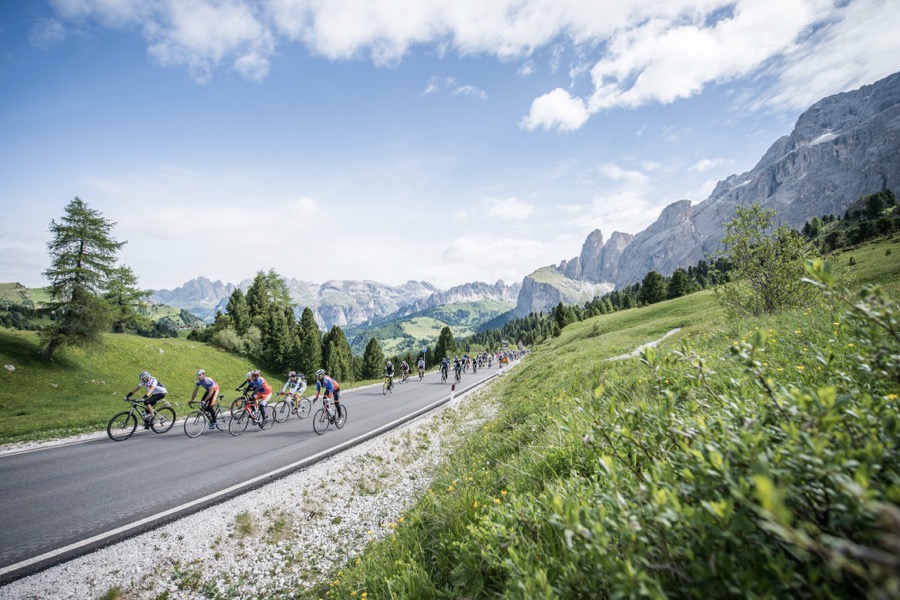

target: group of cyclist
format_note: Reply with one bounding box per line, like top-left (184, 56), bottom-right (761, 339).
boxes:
top-left (127, 367), bottom-right (342, 431)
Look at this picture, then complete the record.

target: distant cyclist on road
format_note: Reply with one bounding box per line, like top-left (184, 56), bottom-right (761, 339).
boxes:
top-left (314, 369), bottom-right (343, 420)
top-left (417, 357), bottom-right (425, 379)
top-left (400, 360), bottom-right (410, 382)
top-left (190, 369), bottom-right (220, 429)
top-left (441, 357), bottom-right (450, 381)
top-left (126, 371), bottom-right (167, 428)
top-left (384, 360), bottom-right (395, 390)
top-left (246, 370), bottom-right (273, 423)
top-left (280, 371), bottom-right (307, 413)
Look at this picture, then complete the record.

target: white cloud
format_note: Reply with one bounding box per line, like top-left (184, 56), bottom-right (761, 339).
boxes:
top-left (689, 158), bottom-right (727, 173)
top-left (453, 84), bottom-right (488, 100)
top-left (486, 197), bottom-right (534, 220)
top-left (520, 88), bottom-right (589, 131)
top-left (29, 18), bottom-right (67, 49)
top-left (518, 60), bottom-right (535, 77)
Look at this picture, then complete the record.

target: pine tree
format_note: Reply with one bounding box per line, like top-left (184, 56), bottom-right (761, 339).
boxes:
top-left (667, 268), bottom-right (691, 299)
top-left (40, 197), bottom-right (125, 358)
top-left (104, 265), bottom-right (150, 333)
top-left (226, 288), bottom-right (250, 335)
top-left (434, 326), bottom-right (457, 360)
top-left (322, 325), bottom-right (354, 382)
top-left (261, 305), bottom-right (292, 373)
top-left (362, 337), bottom-right (385, 379)
top-left (297, 307), bottom-right (322, 376)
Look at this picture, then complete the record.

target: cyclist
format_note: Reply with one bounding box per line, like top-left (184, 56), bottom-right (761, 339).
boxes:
top-left (400, 360), bottom-right (410, 382)
top-left (280, 371), bottom-right (307, 414)
top-left (126, 371), bottom-right (167, 428)
top-left (235, 371), bottom-right (254, 392)
top-left (313, 369), bottom-right (343, 421)
top-left (453, 357), bottom-right (463, 382)
top-left (441, 357), bottom-right (450, 381)
top-left (190, 368), bottom-right (220, 429)
top-left (417, 357), bottom-right (425, 379)
top-left (384, 360), bottom-right (395, 390)
top-left (247, 369), bottom-right (273, 423)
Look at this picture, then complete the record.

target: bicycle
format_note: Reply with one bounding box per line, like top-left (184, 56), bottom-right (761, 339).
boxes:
top-left (183, 396), bottom-right (229, 437)
top-left (440, 367), bottom-right (448, 384)
top-left (418, 366), bottom-right (425, 381)
top-left (400, 370), bottom-right (409, 384)
top-left (455, 368), bottom-right (462, 384)
top-left (312, 395), bottom-right (347, 435)
top-left (228, 393), bottom-right (274, 436)
top-left (272, 391), bottom-right (312, 422)
top-left (382, 375), bottom-right (393, 395)
top-left (107, 397), bottom-right (176, 441)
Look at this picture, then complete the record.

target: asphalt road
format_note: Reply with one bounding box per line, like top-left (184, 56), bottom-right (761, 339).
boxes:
top-left (0, 363), bottom-right (509, 583)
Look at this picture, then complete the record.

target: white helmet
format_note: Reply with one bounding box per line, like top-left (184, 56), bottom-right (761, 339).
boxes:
top-left (315, 369), bottom-right (325, 378)
top-left (196, 369), bottom-right (206, 377)
top-left (139, 371), bottom-right (150, 381)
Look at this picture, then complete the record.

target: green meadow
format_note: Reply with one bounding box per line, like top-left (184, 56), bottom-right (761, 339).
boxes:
top-left (304, 237), bottom-right (900, 599)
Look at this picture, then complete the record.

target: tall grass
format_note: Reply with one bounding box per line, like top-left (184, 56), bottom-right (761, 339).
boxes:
top-left (311, 237), bottom-right (900, 599)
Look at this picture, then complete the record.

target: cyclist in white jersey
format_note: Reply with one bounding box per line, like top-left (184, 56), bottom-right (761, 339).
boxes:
top-left (126, 371), bottom-right (168, 427)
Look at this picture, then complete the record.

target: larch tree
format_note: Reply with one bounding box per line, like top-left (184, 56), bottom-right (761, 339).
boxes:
top-left (40, 197), bottom-right (125, 358)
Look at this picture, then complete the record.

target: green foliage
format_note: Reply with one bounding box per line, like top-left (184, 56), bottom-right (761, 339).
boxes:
top-left (40, 197), bottom-right (126, 358)
top-left (715, 203), bottom-right (817, 316)
top-left (667, 268), bottom-right (691, 299)
top-left (296, 307), bottom-right (322, 377)
top-left (362, 337), bottom-right (385, 379)
top-left (316, 240), bottom-right (900, 600)
top-left (638, 270), bottom-right (667, 304)
top-left (322, 325), bottom-right (354, 382)
top-left (434, 326), bottom-right (457, 359)
top-left (104, 265), bottom-right (150, 334)
top-left (226, 288), bottom-right (250, 335)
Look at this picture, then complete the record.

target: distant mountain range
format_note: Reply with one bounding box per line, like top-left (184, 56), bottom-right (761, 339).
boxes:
top-left (150, 71), bottom-right (900, 335)
top-left (511, 70), bottom-right (900, 317)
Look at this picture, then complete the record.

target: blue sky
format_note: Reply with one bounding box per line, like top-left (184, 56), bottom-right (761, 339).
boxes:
top-left (2, 0), bottom-right (899, 292)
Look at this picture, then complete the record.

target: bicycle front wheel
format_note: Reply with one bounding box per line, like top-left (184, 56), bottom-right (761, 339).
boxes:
top-left (151, 406), bottom-right (176, 433)
top-left (107, 411), bottom-right (137, 441)
top-left (272, 400), bottom-right (291, 423)
top-left (335, 404), bottom-right (347, 429)
top-left (230, 398), bottom-right (245, 418)
top-left (215, 406), bottom-right (229, 431)
top-left (382, 381), bottom-right (388, 395)
top-left (184, 410), bottom-right (206, 438)
top-left (312, 408), bottom-right (329, 435)
top-left (229, 409), bottom-right (249, 436)
top-left (296, 397), bottom-right (311, 419)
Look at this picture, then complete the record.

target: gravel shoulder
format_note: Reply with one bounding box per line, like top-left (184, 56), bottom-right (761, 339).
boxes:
top-left (0, 380), bottom-right (502, 599)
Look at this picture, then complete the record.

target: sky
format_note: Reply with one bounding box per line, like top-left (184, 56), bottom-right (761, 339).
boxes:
top-left (2, 0), bottom-right (899, 292)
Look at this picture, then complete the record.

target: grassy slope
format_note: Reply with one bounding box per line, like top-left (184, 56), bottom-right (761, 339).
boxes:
top-left (313, 237), bottom-right (900, 599)
top-left (0, 333), bottom-right (280, 444)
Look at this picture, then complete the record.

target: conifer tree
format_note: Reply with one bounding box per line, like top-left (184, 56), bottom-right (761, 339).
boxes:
top-left (40, 197), bottom-right (125, 358)
top-left (104, 265), bottom-right (149, 333)
top-left (434, 326), bottom-right (457, 360)
top-left (297, 307), bottom-right (322, 376)
top-left (362, 337), bottom-right (385, 379)
top-left (226, 288), bottom-right (250, 335)
top-left (322, 325), bottom-right (354, 381)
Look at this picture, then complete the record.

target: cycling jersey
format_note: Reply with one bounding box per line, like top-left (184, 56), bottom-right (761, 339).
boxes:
top-left (195, 376), bottom-right (217, 391)
top-left (139, 377), bottom-right (167, 395)
top-left (282, 378), bottom-right (307, 395)
top-left (316, 375), bottom-right (340, 397)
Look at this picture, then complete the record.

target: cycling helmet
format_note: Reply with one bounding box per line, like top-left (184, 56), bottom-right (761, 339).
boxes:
top-left (139, 371), bottom-right (150, 381)
top-left (246, 371), bottom-right (253, 380)
top-left (315, 369), bottom-right (325, 378)
top-left (288, 371), bottom-right (297, 379)
top-left (196, 369), bottom-right (206, 377)
top-left (250, 369), bottom-right (261, 378)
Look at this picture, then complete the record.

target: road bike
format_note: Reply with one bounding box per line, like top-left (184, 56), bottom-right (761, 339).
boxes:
top-left (441, 367), bottom-right (448, 384)
top-left (400, 370), bottom-right (409, 384)
top-left (272, 391), bottom-right (312, 422)
top-left (418, 366), bottom-right (425, 381)
top-left (183, 396), bottom-right (229, 437)
top-left (229, 395), bottom-right (274, 436)
top-left (382, 375), bottom-right (393, 395)
top-left (107, 397), bottom-right (176, 441)
top-left (455, 369), bottom-right (462, 384)
top-left (312, 395), bottom-right (347, 435)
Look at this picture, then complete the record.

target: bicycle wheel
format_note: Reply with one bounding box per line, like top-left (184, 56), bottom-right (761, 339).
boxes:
top-left (151, 406), bottom-right (176, 433)
top-left (296, 397), bottom-right (311, 419)
top-left (272, 400), bottom-right (291, 423)
top-left (382, 381), bottom-right (388, 395)
top-left (107, 411), bottom-right (137, 441)
top-left (312, 408), bottom-right (329, 435)
top-left (230, 398), bottom-right (246, 418)
top-left (229, 409), bottom-right (249, 436)
top-left (259, 409), bottom-right (274, 430)
top-left (184, 410), bottom-right (206, 438)
top-left (334, 404), bottom-right (347, 429)
top-left (215, 406), bottom-right (229, 431)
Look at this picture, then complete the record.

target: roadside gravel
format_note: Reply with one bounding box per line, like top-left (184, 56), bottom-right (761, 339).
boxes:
top-left (0, 380), bottom-right (502, 600)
